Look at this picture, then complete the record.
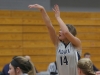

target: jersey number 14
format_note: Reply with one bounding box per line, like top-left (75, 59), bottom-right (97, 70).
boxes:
top-left (60, 56), bottom-right (68, 65)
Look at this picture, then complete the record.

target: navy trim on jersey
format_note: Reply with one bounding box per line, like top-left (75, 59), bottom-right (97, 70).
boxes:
top-left (63, 42), bottom-right (70, 48)
top-left (77, 52), bottom-right (81, 60)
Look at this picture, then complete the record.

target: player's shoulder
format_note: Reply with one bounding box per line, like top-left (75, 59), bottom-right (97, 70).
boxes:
top-left (49, 62), bottom-right (55, 66)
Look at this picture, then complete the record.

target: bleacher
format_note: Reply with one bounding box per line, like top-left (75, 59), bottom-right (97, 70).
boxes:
top-left (0, 10), bottom-right (100, 72)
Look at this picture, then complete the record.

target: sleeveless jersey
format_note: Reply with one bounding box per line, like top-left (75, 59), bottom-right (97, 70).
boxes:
top-left (56, 42), bottom-right (81, 75)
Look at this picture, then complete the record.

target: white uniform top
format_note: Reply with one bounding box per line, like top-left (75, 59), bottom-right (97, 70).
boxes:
top-left (56, 42), bottom-right (81, 75)
top-left (47, 62), bottom-right (57, 72)
top-left (47, 62), bottom-right (58, 75)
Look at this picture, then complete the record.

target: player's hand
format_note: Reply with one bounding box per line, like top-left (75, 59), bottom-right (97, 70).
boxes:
top-left (52, 4), bottom-right (60, 18)
top-left (28, 4), bottom-right (44, 10)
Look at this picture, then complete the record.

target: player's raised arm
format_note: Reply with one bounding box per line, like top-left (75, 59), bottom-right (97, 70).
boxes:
top-left (28, 4), bottom-right (59, 47)
top-left (53, 4), bottom-right (81, 49)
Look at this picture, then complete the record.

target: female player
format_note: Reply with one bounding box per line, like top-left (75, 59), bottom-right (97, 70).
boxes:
top-left (28, 4), bottom-right (82, 75)
top-left (8, 56), bottom-right (36, 75)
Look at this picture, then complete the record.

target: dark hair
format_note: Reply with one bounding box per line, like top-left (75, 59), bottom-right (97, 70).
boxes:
top-left (84, 53), bottom-right (90, 57)
top-left (66, 24), bottom-right (77, 36)
top-left (11, 56), bottom-right (32, 73)
top-left (12, 56), bottom-right (18, 59)
top-left (10, 56), bottom-right (36, 75)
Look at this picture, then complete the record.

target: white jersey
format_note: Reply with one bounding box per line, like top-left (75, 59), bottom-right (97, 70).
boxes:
top-left (47, 62), bottom-right (57, 73)
top-left (56, 42), bottom-right (81, 75)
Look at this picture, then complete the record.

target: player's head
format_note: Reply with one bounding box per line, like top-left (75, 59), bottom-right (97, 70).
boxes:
top-left (66, 24), bottom-right (77, 36)
top-left (77, 58), bottom-right (95, 75)
top-left (84, 53), bottom-right (91, 58)
top-left (58, 24), bottom-right (77, 41)
top-left (8, 56), bottom-right (36, 75)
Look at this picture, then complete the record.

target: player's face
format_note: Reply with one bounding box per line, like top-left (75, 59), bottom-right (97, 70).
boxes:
top-left (8, 64), bottom-right (16, 75)
top-left (58, 29), bottom-right (66, 41)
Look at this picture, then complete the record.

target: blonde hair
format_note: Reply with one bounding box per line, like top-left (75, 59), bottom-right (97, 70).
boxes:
top-left (78, 58), bottom-right (95, 75)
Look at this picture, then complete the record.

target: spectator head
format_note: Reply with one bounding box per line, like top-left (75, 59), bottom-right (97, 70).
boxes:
top-left (84, 53), bottom-right (91, 58)
top-left (24, 55), bottom-right (31, 61)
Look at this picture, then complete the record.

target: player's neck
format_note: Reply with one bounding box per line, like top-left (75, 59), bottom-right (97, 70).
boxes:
top-left (63, 40), bottom-right (70, 45)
